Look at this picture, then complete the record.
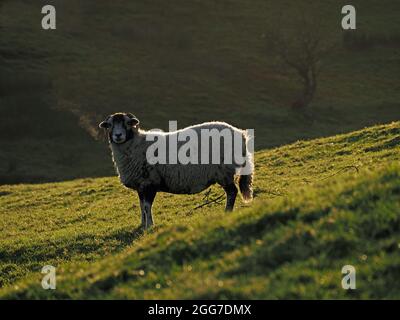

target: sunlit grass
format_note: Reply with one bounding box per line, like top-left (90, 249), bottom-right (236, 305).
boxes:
top-left (0, 122), bottom-right (399, 298)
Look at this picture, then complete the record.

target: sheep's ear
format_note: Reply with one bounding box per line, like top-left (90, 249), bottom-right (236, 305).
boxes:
top-left (126, 113), bottom-right (140, 127)
top-left (99, 120), bottom-right (111, 129)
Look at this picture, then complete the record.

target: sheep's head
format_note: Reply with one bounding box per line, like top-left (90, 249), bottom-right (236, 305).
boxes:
top-left (99, 113), bottom-right (140, 144)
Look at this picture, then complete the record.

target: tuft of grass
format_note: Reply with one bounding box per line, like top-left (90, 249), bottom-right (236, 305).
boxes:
top-left (0, 121), bottom-right (399, 299)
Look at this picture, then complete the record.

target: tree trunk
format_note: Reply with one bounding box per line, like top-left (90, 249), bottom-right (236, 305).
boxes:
top-left (294, 66), bottom-right (317, 109)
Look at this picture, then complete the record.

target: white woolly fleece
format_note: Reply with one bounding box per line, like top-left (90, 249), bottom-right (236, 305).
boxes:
top-left (109, 121), bottom-right (253, 194)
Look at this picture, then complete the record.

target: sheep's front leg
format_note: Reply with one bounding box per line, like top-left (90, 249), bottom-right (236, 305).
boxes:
top-left (223, 183), bottom-right (238, 212)
top-left (138, 189), bottom-right (157, 230)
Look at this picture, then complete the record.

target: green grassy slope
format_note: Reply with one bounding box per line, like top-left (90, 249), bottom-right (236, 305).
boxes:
top-left (1, 0), bottom-right (399, 183)
top-left (0, 121), bottom-right (399, 299)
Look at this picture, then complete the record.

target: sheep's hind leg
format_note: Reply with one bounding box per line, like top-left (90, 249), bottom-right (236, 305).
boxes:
top-left (223, 183), bottom-right (238, 212)
top-left (138, 189), bottom-right (156, 230)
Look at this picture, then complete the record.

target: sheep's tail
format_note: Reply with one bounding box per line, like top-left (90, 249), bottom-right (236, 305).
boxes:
top-left (239, 173), bottom-right (253, 203)
top-left (238, 130), bottom-right (254, 203)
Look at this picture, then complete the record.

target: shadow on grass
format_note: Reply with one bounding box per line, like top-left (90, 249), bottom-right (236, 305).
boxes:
top-left (0, 226), bottom-right (144, 274)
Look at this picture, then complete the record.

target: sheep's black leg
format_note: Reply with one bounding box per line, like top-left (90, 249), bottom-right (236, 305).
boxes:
top-left (138, 188), bottom-right (157, 230)
top-left (223, 183), bottom-right (238, 212)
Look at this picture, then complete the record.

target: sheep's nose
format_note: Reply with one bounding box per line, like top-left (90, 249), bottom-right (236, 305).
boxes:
top-left (115, 133), bottom-right (122, 138)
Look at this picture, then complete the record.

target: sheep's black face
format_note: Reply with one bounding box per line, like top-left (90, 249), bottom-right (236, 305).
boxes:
top-left (99, 113), bottom-right (140, 144)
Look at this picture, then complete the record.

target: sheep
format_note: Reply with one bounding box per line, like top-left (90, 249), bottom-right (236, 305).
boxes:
top-left (99, 112), bottom-right (254, 230)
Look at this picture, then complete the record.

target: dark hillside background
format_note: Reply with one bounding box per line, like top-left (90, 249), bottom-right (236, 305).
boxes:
top-left (0, 0), bottom-right (399, 183)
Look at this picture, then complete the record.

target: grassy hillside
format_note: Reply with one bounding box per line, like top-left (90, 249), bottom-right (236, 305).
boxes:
top-left (0, 122), bottom-right (399, 299)
top-left (1, 0), bottom-right (399, 183)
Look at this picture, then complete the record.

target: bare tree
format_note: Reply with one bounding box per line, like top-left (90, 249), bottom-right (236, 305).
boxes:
top-left (268, 13), bottom-right (335, 110)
